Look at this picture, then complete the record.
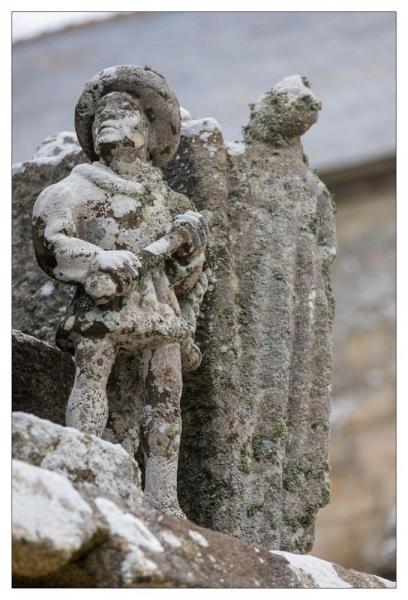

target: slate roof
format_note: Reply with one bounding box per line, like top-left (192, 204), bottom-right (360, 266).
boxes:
top-left (12, 11), bottom-right (395, 170)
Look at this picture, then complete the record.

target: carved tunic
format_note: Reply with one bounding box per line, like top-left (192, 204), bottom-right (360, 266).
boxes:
top-left (33, 160), bottom-right (202, 352)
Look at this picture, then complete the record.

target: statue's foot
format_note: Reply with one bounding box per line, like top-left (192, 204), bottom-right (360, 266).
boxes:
top-left (143, 493), bottom-right (187, 519)
top-left (160, 506), bottom-right (187, 520)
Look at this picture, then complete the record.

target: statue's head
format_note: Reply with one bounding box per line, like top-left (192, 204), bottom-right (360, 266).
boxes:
top-left (92, 91), bottom-right (150, 164)
top-left (75, 65), bottom-right (181, 167)
top-left (245, 75), bottom-right (322, 145)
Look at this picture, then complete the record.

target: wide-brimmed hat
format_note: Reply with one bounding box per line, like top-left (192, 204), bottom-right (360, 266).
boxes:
top-left (75, 65), bottom-right (181, 166)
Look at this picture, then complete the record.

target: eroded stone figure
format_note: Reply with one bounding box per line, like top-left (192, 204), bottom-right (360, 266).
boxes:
top-left (165, 75), bottom-right (336, 551)
top-left (32, 66), bottom-right (209, 518)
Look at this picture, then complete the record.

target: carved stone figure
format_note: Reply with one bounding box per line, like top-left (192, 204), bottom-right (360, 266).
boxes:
top-left (230, 75), bottom-right (336, 551)
top-left (20, 69), bottom-right (336, 550)
top-left (32, 66), bottom-right (209, 518)
top-left (164, 75), bottom-right (336, 552)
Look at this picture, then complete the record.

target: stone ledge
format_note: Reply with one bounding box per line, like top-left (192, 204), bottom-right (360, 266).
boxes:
top-left (12, 414), bottom-right (395, 589)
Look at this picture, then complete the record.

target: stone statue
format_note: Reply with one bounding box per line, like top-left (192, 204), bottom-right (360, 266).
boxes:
top-left (24, 67), bottom-right (336, 547)
top-left (32, 65), bottom-right (209, 518)
top-left (164, 75), bottom-right (336, 552)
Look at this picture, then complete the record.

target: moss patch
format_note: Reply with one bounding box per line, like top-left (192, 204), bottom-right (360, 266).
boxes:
top-left (239, 447), bottom-right (251, 474)
top-left (246, 502), bottom-right (264, 518)
top-left (252, 418), bottom-right (288, 462)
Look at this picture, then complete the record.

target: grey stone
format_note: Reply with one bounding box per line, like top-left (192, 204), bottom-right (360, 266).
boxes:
top-left (13, 72), bottom-right (336, 552)
top-left (163, 116), bottom-right (243, 532)
top-left (10, 329), bottom-right (175, 457)
top-left (12, 456), bottom-right (394, 588)
top-left (12, 132), bottom-right (89, 344)
top-left (12, 329), bottom-right (75, 425)
top-left (12, 459), bottom-right (100, 578)
top-left (232, 76), bottom-right (335, 552)
top-left (163, 76), bottom-right (336, 553)
top-left (31, 67), bottom-right (209, 519)
top-left (75, 65), bottom-right (181, 166)
top-left (12, 412), bottom-right (142, 509)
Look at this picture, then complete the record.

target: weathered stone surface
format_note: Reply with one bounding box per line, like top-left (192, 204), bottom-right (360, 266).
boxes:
top-left (164, 76), bottom-right (336, 552)
top-left (12, 453), bottom-right (392, 588)
top-left (271, 552), bottom-right (394, 589)
top-left (164, 114), bottom-right (243, 534)
top-left (31, 67), bottom-right (209, 518)
top-left (12, 412), bottom-right (142, 508)
top-left (12, 329), bottom-right (75, 425)
top-left (13, 74), bottom-right (336, 552)
top-left (75, 65), bottom-right (181, 167)
top-left (12, 459), bottom-right (99, 578)
top-left (11, 329), bottom-right (170, 458)
top-left (12, 132), bottom-right (88, 344)
top-left (234, 76), bottom-right (335, 553)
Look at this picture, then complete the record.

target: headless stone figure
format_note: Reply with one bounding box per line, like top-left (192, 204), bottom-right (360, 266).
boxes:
top-left (32, 66), bottom-right (209, 518)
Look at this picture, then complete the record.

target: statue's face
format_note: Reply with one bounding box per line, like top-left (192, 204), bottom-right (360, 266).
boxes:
top-left (93, 91), bottom-right (150, 162)
top-left (248, 75), bottom-right (322, 143)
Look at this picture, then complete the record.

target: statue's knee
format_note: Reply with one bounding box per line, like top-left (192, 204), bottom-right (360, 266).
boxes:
top-left (74, 341), bottom-right (115, 384)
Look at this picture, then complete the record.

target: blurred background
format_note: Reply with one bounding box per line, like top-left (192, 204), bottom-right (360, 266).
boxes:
top-left (12, 11), bottom-right (396, 579)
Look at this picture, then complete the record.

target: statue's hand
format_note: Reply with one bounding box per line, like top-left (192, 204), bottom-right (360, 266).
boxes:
top-left (84, 271), bottom-right (118, 305)
top-left (172, 211), bottom-right (209, 260)
top-left (85, 250), bottom-right (141, 303)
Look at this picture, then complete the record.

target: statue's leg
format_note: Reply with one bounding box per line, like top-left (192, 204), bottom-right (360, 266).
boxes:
top-left (105, 349), bottom-right (144, 457)
top-left (141, 342), bottom-right (185, 518)
top-left (66, 336), bottom-right (116, 436)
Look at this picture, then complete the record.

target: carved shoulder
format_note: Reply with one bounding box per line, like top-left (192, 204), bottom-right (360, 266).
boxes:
top-left (32, 168), bottom-right (102, 283)
top-left (32, 170), bottom-right (85, 227)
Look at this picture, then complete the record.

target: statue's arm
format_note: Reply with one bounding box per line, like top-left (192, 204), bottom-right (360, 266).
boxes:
top-left (160, 191), bottom-right (208, 293)
top-left (32, 182), bottom-right (140, 303)
top-left (167, 253), bottom-right (206, 296)
top-left (32, 184), bottom-right (102, 285)
top-left (165, 209), bottom-right (209, 296)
